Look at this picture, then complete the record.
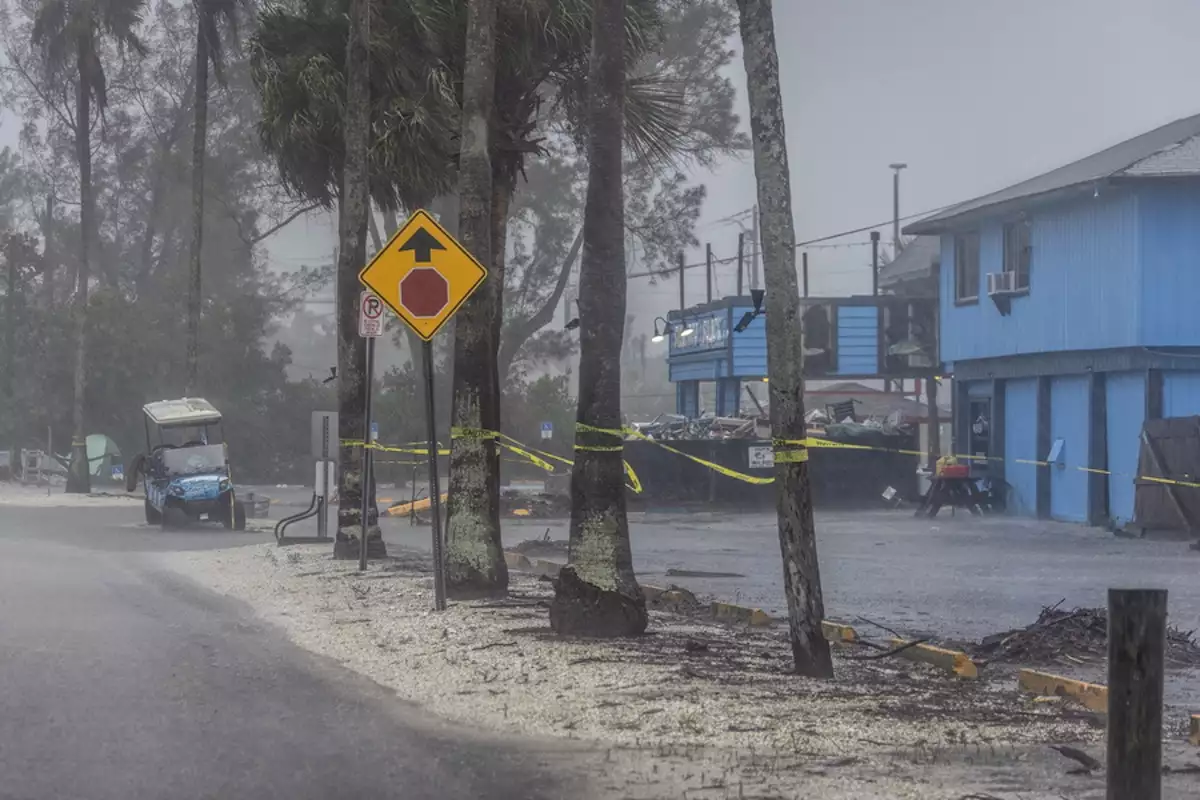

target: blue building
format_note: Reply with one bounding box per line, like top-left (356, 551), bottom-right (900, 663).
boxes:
top-left (906, 113), bottom-right (1200, 526)
top-left (663, 294), bottom-right (938, 418)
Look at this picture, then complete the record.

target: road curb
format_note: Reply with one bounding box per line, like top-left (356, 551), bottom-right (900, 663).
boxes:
top-left (503, 551), bottom-right (533, 570)
top-left (1018, 668), bottom-right (1108, 713)
top-left (709, 601), bottom-right (773, 627)
top-left (890, 639), bottom-right (979, 678)
top-left (822, 620), bottom-right (858, 643)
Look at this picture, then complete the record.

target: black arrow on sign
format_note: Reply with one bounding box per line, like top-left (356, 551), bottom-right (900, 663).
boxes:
top-left (397, 227), bottom-right (445, 263)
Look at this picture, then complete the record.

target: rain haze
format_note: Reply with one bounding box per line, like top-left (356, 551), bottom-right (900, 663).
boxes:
top-left (6, 1), bottom-right (1200, 797)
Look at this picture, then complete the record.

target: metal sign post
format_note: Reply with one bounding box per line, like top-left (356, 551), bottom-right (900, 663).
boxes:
top-left (422, 340), bottom-right (446, 610)
top-left (358, 208), bottom-right (489, 610)
top-left (358, 291), bottom-right (383, 571)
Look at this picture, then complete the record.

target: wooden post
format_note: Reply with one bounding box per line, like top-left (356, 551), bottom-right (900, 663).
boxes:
top-left (1107, 588), bottom-right (1167, 800)
top-left (927, 375), bottom-right (940, 470)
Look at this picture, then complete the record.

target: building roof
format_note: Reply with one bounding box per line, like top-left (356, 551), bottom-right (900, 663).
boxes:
top-left (810, 381), bottom-right (950, 422)
top-left (142, 398), bottom-right (222, 427)
top-left (906, 112), bottom-right (1200, 235)
top-left (878, 235), bottom-right (940, 289)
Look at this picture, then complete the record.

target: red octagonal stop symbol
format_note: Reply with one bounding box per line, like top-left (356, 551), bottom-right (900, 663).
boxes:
top-left (400, 268), bottom-right (450, 318)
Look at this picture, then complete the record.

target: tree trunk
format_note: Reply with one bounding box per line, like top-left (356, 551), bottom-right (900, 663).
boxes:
top-left (445, 0), bottom-right (506, 599)
top-left (549, 0), bottom-right (646, 638)
top-left (185, 17), bottom-right (208, 393)
top-left (736, 0), bottom-right (831, 677)
top-left (39, 194), bottom-right (55, 305)
top-left (333, 0), bottom-right (385, 559)
top-left (66, 34), bottom-right (93, 495)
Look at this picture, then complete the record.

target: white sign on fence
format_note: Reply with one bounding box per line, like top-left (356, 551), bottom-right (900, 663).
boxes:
top-left (747, 445), bottom-right (774, 470)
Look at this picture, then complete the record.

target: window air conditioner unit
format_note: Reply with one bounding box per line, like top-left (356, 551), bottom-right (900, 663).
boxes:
top-left (987, 270), bottom-right (1019, 296)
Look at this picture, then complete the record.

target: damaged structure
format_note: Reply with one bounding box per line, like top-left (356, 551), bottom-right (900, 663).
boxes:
top-left (907, 112), bottom-right (1200, 528)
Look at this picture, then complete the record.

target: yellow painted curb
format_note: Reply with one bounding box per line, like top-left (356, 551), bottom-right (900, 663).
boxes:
top-left (890, 639), bottom-right (979, 678)
top-left (822, 621), bottom-right (858, 643)
top-left (503, 551), bottom-right (532, 570)
top-left (529, 558), bottom-right (562, 577)
top-left (1189, 714), bottom-right (1200, 746)
top-left (1018, 669), bottom-right (1107, 713)
top-left (710, 601), bottom-right (773, 627)
top-left (641, 584), bottom-right (667, 603)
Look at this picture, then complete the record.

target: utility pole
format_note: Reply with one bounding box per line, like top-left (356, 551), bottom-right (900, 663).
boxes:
top-left (750, 204), bottom-right (760, 290)
top-left (736, 233), bottom-right (744, 296)
top-left (871, 230), bottom-right (880, 296)
top-left (801, 251), bottom-right (809, 298)
top-left (889, 163), bottom-right (907, 256)
top-left (705, 243), bottom-right (713, 303)
top-left (677, 251), bottom-right (685, 310)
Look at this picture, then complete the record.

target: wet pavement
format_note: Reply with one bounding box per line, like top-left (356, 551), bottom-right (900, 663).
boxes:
top-left (0, 499), bottom-right (581, 799)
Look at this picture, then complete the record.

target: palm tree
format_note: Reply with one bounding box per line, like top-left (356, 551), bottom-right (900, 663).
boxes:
top-left (735, 0), bottom-right (832, 677)
top-left (251, 0), bottom-right (685, 577)
top-left (332, 0), bottom-right (385, 559)
top-left (186, 0), bottom-right (243, 393)
top-left (31, 0), bottom-right (147, 493)
top-left (442, 0), bottom-right (506, 598)
top-left (547, 0), bottom-right (646, 637)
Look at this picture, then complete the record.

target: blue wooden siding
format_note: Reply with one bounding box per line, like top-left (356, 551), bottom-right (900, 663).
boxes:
top-left (939, 189), bottom-right (1140, 364)
top-left (835, 306), bottom-right (878, 375)
top-left (729, 305), bottom-right (768, 376)
top-left (1004, 378), bottom-right (1038, 516)
top-left (715, 379), bottom-right (741, 416)
top-left (668, 354), bottom-right (732, 382)
top-left (1138, 182), bottom-right (1200, 345)
top-left (676, 381), bottom-right (699, 417)
top-left (1049, 375), bottom-right (1090, 522)
top-left (1105, 371), bottom-right (1144, 525)
top-left (1163, 371), bottom-right (1200, 417)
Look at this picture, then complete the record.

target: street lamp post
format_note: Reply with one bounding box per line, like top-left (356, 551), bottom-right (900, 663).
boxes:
top-left (889, 163), bottom-right (907, 256)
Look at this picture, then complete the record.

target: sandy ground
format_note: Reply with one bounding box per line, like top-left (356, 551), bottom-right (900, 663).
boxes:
top-left (158, 543), bottom-right (1200, 798)
top-left (0, 482), bottom-right (141, 507)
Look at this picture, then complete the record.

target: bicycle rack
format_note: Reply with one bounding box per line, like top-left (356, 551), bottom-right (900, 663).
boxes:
top-left (274, 493), bottom-right (331, 545)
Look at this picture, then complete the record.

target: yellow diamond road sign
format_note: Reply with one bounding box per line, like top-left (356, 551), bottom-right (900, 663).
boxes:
top-left (358, 209), bottom-right (487, 341)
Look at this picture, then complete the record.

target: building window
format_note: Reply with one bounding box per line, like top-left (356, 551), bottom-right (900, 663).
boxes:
top-left (954, 231), bottom-right (980, 302)
top-left (1003, 219), bottom-right (1031, 290)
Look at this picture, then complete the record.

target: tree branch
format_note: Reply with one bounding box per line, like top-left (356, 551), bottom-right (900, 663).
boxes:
top-left (248, 201), bottom-right (323, 245)
top-left (498, 224), bottom-right (582, 378)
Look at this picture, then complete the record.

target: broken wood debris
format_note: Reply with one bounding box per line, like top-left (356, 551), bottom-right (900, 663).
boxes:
top-left (972, 601), bottom-right (1200, 668)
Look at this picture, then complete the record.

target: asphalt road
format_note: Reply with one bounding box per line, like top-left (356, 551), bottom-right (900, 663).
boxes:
top-left (0, 504), bottom-right (577, 800)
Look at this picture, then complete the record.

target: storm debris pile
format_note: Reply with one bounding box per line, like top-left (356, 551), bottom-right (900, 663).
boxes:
top-left (972, 602), bottom-right (1200, 668)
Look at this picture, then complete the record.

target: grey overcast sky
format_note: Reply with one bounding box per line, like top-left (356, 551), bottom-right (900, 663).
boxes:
top-left (5, 0), bottom-right (1200, 328)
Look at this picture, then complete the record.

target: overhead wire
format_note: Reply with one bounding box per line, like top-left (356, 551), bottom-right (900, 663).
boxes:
top-left (624, 203), bottom-right (953, 279)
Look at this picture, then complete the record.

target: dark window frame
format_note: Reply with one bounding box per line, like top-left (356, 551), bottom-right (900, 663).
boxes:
top-left (953, 231), bottom-right (981, 304)
top-left (1002, 219), bottom-right (1032, 292)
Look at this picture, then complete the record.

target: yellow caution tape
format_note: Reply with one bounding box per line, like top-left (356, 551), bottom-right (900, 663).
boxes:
top-left (350, 420), bottom-right (1200, 496)
top-left (592, 423), bottom-right (776, 486)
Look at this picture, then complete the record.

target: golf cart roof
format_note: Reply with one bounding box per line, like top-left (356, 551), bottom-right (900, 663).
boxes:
top-left (142, 398), bottom-right (222, 427)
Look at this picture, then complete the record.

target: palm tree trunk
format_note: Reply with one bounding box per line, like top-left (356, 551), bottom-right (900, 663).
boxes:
top-left (65, 33), bottom-right (93, 495)
top-left (735, 0), bottom-right (831, 677)
top-left (549, 0), bottom-right (646, 638)
top-left (333, 0), bottom-right (385, 559)
top-left (445, 0), bottom-right (507, 599)
top-left (186, 17), bottom-right (208, 394)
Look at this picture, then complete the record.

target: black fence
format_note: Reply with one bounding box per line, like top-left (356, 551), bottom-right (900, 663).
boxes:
top-left (624, 435), bottom-right (918, 509)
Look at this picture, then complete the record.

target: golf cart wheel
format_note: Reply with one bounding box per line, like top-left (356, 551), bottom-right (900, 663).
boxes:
top-left (160, 505), bottom-right (186, 531)
top-left (144, 498), bottom-right (161, 525)
top-left (221, 493), bottom-right (235, 530)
